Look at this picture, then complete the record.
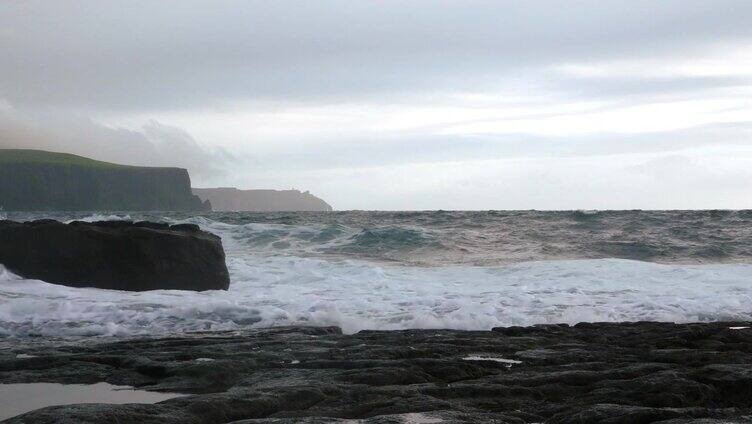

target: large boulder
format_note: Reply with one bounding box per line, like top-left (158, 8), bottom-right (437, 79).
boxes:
top-left (0, 220), bottom-right (230, 291)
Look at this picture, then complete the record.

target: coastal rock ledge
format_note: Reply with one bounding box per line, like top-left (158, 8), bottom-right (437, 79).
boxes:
top-left (0, 219), bottom-right (230, 291)
top-left (2, 322), bottom-right (751, 423)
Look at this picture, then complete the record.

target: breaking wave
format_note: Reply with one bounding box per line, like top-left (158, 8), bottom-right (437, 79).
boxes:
top-left (1, 258), bottom-right (751, 337)
top-left (1, 210), bottom-right (751, 338)
top-left (6, 210), bottom-right (752, 265)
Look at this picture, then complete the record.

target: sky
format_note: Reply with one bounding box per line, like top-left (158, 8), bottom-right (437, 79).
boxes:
top-left (1, 0), bottom-right (751, 210)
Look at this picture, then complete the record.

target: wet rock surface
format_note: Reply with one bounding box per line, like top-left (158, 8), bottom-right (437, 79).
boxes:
top-left (1, 322), bottom-right (751, 423)
top-left (0, 220), bottom-right (230, 291)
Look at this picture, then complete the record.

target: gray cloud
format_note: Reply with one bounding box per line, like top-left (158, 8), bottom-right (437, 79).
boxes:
top-left (1, 1), bottom-right (751, 111)
top-left (1, 1), bottom-right (751, 209)
top-left (545, 74), bottom-right (752, 101)
top-left (227, 121), bottom-right (752, 173)
top-left (0, 104), bottom-right (231, 182)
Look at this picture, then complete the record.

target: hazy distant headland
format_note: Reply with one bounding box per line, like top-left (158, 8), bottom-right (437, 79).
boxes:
top-left (0, 149), bottom-right (332, 212)
top-left (0, 149), bottom-right (209, 211)
top-left (193, 187), bottom-right (333, 212)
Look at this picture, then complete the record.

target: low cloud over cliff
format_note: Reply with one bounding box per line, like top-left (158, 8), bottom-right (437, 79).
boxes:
top-left (0, 101), bottom-right (232, 183)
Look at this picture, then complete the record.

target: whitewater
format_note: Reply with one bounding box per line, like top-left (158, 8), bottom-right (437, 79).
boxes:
top-left (1, 210), bottom-right (751, 337)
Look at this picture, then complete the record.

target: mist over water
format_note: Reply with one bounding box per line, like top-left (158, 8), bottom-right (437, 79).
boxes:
top-left (1, 210), bottom-right (751, 338)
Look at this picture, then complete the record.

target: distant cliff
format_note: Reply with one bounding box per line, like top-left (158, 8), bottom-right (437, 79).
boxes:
top-left (0, 149), bottom-right (209, 211)
top-left (193, 187), bottom-right (333, 212)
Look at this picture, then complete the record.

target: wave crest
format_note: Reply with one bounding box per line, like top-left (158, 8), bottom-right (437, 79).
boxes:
top-left (1, 259), bottom-right (750, 338)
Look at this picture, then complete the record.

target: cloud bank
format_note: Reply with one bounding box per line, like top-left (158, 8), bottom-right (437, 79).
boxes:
top-left (0, 103), bottom-right (230, 182)
top-left (1, 1), bottom-right (751, 209)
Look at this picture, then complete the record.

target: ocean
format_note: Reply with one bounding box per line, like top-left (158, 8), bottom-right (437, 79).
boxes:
top-left (1, 210), bottom-right (751, 338)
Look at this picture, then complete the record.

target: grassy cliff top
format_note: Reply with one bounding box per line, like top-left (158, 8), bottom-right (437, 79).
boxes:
top-left (0, 149), bottom-right (178, 170)
top-left (0, 149), bottom-right (130, 168)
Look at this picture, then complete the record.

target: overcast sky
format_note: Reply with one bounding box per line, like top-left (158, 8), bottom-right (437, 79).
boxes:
top-left (2, 0), bottom-right (751, 210)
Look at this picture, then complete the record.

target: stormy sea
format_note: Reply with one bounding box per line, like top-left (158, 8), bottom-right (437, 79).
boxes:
top-left (1, 210), bottom-right (751, 339)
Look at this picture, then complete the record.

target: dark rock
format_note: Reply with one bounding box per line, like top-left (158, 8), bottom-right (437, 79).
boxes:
top-left (694, 364), bottom-right (752, 406)
top-left (134, 221), bottom-right (171, 230)
top-left (0, 219), bottom-right (230, 291)
top-left (169, 223), bottom-right (201, 232)
top-left (90, 220), bottom-right (135, 228)
top-left (547, 404), bottom-right (724, 424)
top-left (2, 323), bottom-right (751, 422)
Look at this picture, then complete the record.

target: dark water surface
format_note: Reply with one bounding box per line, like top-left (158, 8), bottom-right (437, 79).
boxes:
top-left (5, 210), bottom-right (752, 265)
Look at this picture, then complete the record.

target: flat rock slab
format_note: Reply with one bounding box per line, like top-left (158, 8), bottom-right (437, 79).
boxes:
top-left (1, 321), bottom-right (751, 423)
top-left (0, 220), bottom-right (230, 291)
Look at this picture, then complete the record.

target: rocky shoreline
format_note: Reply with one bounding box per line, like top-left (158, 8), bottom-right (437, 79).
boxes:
top-left (1, 321), bottom-right (751, 423)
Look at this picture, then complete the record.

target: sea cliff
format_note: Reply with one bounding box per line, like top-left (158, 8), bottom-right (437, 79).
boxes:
top-left (193, 187), bottom-right (333, 211)
top-left (0, 149), bottom-right (209, 211)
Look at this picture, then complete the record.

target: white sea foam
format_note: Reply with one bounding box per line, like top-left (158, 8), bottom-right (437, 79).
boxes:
top-left (463, 356), bottom-right (522, 365)
top-left (64, 213), bottom-right (132, 223)
top-left (2, 213), bottom-right (751, 337)
top-left (1, 256), bottom-right (750, 337)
